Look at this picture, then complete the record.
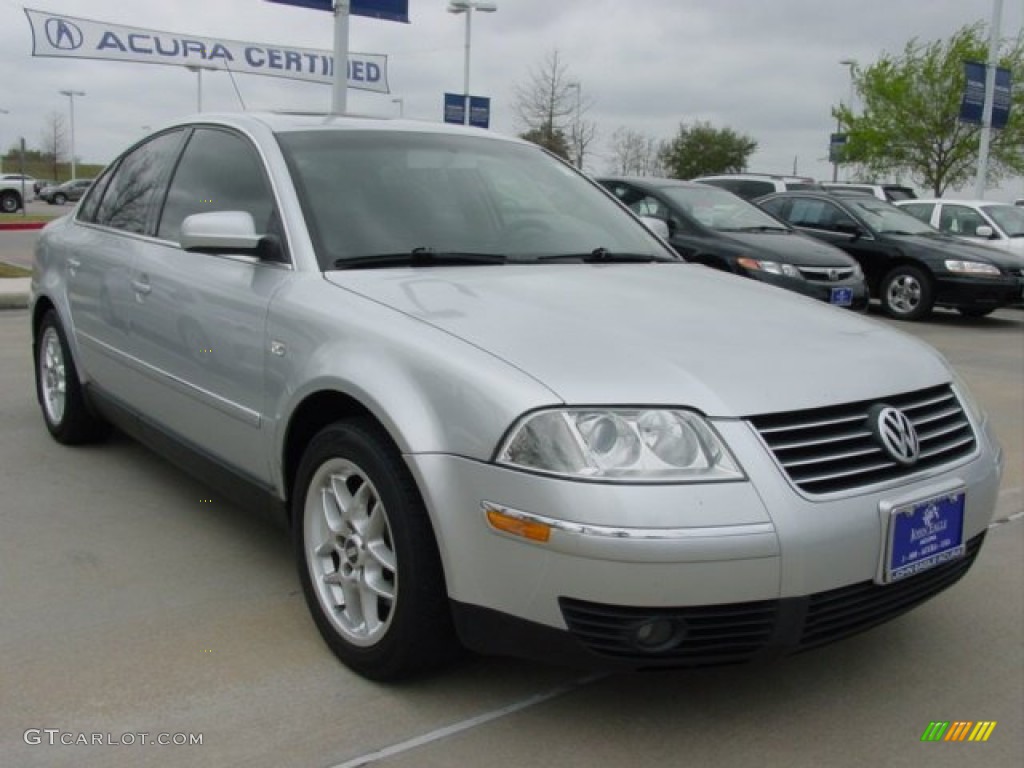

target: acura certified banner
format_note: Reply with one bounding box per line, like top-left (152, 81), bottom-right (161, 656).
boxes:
top-left (24, 7), bottom-right (390, 93)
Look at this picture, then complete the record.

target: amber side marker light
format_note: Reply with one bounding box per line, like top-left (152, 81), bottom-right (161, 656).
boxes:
top-left (485, 507), bottom-right (551, 543)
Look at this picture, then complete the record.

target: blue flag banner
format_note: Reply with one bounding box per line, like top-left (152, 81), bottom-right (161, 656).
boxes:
top-left (961, 60), bottom-right (1012, 128)
top-left (443, 93), bottom-right (491, 129)
top-left (265, 1), bottom-right (409, 22)
top-left (444, 92), bottom-right (465, 125)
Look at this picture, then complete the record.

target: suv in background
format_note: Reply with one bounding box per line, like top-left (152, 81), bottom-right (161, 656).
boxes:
top-left (822, 182), bottom-right (917, 202)
top-left (38, 178), bottom-right (94, 206)
top-left (691, 173), bottom-right (822, 201)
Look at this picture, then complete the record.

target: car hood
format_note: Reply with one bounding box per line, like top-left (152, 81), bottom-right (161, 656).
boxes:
top-left (719, 230), bottom-right (854, 266)
top-left (896, 233), bottom-right (1024, 270)
top-left (325, 264), bottom-right (949, 417)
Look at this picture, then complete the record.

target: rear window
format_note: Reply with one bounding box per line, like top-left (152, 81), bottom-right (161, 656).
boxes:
top-left (884, 187), bottom-right (917, 201)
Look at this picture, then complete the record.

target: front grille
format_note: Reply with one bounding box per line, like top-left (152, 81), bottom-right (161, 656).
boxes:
top-left (749, 384), bottom-right (976, 495)
top-left (558, 533), bottom-right (985, 667)
top-left (797, 265), bottom-right (856, 283)
top-left (559, 598), bottom-right (777, 666)
top-left (799, 533), bottom-right (984, 650)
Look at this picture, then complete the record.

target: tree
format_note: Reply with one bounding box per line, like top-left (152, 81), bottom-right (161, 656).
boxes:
top-left (658, 121), bottom-right (757, 179)
top-left (513, 50), bottom-right (578, 161)
top-left (607, 128), bottom-right (664, 176)
top-left (39, 112), bottom-right (68, 181)
top-left (835, 23), bottom-right (1024, 196)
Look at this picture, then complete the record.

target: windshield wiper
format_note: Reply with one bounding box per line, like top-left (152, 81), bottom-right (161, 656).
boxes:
top-left (536, 247), bottom-right (676, 263)
top-left (729, 225), bottom-right (791, 233)
top-left (334, 248), bottom-right (508, 270)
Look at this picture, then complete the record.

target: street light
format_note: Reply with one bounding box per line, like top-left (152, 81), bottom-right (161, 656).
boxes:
top-left (59, 89), bottom-right (85, 180)
top-left (567, 82), bottom-right (582, 169)
top-left (392, 97), bottom-right (404, 117)
top-left (447, 1), bottom-right (498, 126)
top-left (185, 65), bottom-right (216, 112)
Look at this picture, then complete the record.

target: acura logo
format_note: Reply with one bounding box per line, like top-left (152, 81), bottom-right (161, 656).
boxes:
top-left (869, 405), bottom-right (920, 466)
top-left (45, 18), bottom-right (84, 51)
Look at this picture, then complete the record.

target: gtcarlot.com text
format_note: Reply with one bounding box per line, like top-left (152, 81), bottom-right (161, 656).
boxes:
top-left (24, 729), bottom-right (203, 747)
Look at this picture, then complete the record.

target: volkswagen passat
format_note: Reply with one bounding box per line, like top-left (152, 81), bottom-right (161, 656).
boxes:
top-left (31, 114), bottom-right (1003, 680)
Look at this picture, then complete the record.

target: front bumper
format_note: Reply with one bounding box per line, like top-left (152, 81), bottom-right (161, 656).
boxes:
top-left (934, 274), bottom-right (1021, 310)
top-left (406, 416), bottom-right (1002, 668)
top-left (744, 271), bottom-right (869, 311)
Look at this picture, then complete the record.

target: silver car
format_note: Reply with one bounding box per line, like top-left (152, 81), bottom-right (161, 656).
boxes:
top-left (31, 113), bottom-right (1003, 681)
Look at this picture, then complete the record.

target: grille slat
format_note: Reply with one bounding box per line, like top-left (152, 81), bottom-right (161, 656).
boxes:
top-left (750, 385), bottom-right (977, 495)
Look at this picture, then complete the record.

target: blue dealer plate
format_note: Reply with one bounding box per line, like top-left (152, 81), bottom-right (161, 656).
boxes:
top-left (886, 491), bottom-right (965, 582)
top-left (829, 287), bottom-right (854, 306)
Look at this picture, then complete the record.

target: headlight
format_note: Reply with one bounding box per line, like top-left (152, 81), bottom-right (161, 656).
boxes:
top-left (944, 260), bottom-right (1000, 276)
top-left (497, 408), bottom-right (744, 482)
top-left (736, 257), bottom-right (802, 278)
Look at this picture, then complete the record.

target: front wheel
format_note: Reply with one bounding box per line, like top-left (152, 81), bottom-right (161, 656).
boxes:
top-left (0, 191), bottom-right (19, 213)
top-left (880, 265), bottom-right (934, 321)
top-left (35, 310), bottom-right (110, 444)
top-left (292, 419), bottom-right (457, 681)
top-left (54, 193), bottom-right (67, 205)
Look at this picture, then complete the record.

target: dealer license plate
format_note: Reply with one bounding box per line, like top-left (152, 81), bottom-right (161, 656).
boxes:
top-left (885, 491), bottom-right (965, 582)
top-left (829, 287), bottom-right (853, 306)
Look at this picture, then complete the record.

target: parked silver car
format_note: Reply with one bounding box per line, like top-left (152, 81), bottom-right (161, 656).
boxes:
top-left (31, 114), bottom-right (1003, 680)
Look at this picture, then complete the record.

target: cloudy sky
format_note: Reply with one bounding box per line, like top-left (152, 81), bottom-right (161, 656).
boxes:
top-left (1, 0), bottom-right (1022, 200)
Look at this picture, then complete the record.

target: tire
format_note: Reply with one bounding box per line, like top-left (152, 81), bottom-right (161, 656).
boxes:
top-left (35, 310), bottom-right (110, 444)
top-left (292, 418), bottom-right (457, 681)
top-left (880, 265), bottom-right (934, 321)
top-left (957, 307), bottom-right (994, 318)
top-left (54, 193), bottom-right (67, 205)
top-left (0, 191), bottom-right (20, 213)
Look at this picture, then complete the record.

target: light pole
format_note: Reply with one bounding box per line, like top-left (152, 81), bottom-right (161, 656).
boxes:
top-left (0, 108), bottom-right (8, 174)
top-left (59, 90), bottom-right (85, 180)
top-left (447, 1), bottom-right (497, 125)
top-left (832, 59), bottom-right (856, 182)
top-left (567, 82), bottom-right (582, 169)
top-left (185, 65), bottom-right (215, 112)
top-left (392, 97), bottom-right (404, 117)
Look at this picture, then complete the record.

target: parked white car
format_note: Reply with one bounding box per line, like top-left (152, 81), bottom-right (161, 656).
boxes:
top-left (896, 199), bottom-right (1024, 257)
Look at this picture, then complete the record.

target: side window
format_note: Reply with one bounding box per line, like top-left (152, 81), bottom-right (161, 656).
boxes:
top-left (77, 168), bottom-right (115, 222)
top-left (939, 205), bottom-right (986, 238)
top-left (758, 197), bottom-right (790, 219)
top-left (94, 130), bottom-right (186, 234)
top-left (786, 199), bottom-right (831, 228)
top-left (735, 180), bottom-right (774, 200)
top-left (899, 203), bottom-right (934, 225)
top-left (157, 128), bottom-right (277, 245)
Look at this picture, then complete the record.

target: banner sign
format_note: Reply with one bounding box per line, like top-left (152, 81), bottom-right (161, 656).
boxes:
top-left (828, 132), bottom-right (848, 163)
top-left (24, 8), bottom-right (390, 93)
top-left (443, 93), bottom-right (490, 129)
top-left (961, 61), bottom-right (1012, 128)
top-left (265, 0), bottom-right (410, 23)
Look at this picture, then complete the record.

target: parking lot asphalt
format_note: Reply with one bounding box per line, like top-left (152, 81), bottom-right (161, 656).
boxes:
top-left (1, 297), bottom-right (1022, 767)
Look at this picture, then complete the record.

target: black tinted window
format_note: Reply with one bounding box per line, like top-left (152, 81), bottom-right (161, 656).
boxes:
top-left (735, 181), bottom-right (775, 200)
top-left (94, 130), bottom-right (185, 234)
top-left (158, 128), bottom-right (277, 244)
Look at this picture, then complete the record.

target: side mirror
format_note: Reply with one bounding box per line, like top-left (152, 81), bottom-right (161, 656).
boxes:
top-left (834, 220), bottom-right (864, 239)
top-left (180, 211), bottom-right (285, 261)
top-left (974, 225), bottom-right (995, 239)
top-left (639, 216), bottom-right (670, 239)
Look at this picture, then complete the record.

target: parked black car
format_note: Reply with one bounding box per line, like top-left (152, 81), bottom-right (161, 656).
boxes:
top-left (598, 177), bottom-right (868, 309)
top-left (756, 191), bottom-right (1023, 320)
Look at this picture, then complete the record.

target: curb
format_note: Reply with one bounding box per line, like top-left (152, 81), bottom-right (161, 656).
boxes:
top-left (0, 221), bottom-right (47, 231)
top-left (0, 277), bottom-right (30, 309)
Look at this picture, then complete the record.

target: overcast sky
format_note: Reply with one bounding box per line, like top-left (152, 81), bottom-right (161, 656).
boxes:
top-left (1, 0), bottom-right (1022, 200)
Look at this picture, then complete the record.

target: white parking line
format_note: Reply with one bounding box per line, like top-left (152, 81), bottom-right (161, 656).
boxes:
top-left (989, 486), bottom-right (1024, 529)
top-left (328, 673), bottom-right (606, 768)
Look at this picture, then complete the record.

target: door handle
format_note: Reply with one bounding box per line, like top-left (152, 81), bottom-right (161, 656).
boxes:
top-left (130, 278), bottom-right (152, 296)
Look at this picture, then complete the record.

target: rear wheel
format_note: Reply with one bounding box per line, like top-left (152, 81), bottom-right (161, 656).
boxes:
top-left (292, 418), bottom-right (457, 681)
top-left (880, 265), bottom-right (933, 321)
top-left (35, 310), bottom-right (110, 444)
top-left (0, 191), bottom-right (19, 213)
top-left (54, 192), bottom-right (67, 205)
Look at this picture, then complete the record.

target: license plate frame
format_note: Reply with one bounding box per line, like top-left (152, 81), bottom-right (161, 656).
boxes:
top-left (829, 286), bottom-right (854, 307)
top-left (884, 490), bottom-right (966, 583)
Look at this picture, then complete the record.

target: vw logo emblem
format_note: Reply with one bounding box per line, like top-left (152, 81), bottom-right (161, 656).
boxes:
top-left (828, 268), bottom-right (839, 282)
top-left (45, 18), bottom-right (84, 51)
top-left (869, 405), bottom-right (920, 466)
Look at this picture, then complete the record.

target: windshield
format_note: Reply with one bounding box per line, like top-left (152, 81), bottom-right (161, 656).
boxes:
top-left (660, 184), bottom-right (789, 231)
top-left (276, 130), bottom-right (676, 268)
top-left (847, 199), bottom-right (936, 235)
top-left (983, 204), bottom-right (1024, 237)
